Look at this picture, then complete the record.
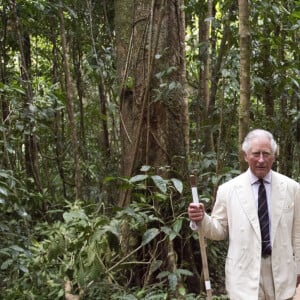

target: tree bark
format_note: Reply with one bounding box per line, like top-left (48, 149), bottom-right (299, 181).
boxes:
top-left (11, 0), bottom-right (43, 192)
top-left (48, 11), bottom-right (68, 198)
top-left (198, 0), bottom-right (212, 153)
top-left (58, 1), bottom-right (81, 199)
top-left (86, 0), bottom-right (111, 160)
top-left (115, 0), bottom-right (189, 207)
top-left (0, 3), bottom-right (11, 169)
top-left (115, 0), bottom-right (190, 293)
top-left (238, 0), bottom-right (250, 171)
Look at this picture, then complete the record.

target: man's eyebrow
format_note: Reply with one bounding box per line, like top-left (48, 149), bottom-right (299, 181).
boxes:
top-left (251, 151), bottom-right (272, 154)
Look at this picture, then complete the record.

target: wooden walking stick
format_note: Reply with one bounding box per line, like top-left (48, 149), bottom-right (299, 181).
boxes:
top-left (190, 174), bottom-right (212, 300)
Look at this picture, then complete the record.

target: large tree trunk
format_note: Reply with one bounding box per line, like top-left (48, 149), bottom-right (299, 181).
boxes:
top-left (115, 0), bottom-right (189, 295)
top-left (238, 0), bottom-right (250, 171)
top-left (115, 0), bottom-right (189, 207)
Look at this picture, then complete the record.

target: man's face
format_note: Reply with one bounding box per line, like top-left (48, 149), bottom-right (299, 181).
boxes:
top-left (243, 137), bottom-right (275, 179)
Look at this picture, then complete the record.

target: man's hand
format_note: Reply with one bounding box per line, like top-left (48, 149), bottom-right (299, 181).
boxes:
top-left (188, 203), bottom-right (205, 222)
top-left (297, 274), bottom-right (300, 287)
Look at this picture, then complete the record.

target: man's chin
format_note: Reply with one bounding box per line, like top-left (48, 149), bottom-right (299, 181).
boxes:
top-left (255, 169), bottom-right (267, 177)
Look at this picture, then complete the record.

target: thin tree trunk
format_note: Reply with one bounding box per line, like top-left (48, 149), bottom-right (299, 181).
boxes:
top-left (0, 4), bottom-right (9, 124)
top-left (11, 0), bottom-right (43, 192)
top-left (0, 3), bottom-right (11, 169)
top-left (198, 0), bottom-right (212, 152)
top-left (98, 82), bottom-right (111, 158)
top-left (261, 20), bottom-right (274, 117)
top-left (198, 0), bottom-right (211, 118)
top-left (200, 2), bottom-right (236, 153)
top-left (58, 2), bottom-right (81, 199)
top-left (48, 12), bottom-right (68, 198)
top-left (86, 0), bottom-right (111, 160)
top-left (277, 26), bottom-right (292, 176)
top-left (72, 45), bottom-right (87, 159)
top-left (238, 0), bottom-right (250, 171)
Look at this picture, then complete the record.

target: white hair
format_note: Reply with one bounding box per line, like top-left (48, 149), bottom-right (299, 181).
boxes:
top-left (242, 129), bottom-right (278, 155)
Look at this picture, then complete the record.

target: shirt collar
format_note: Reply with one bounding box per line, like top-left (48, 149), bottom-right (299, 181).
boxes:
top-left (247, 168), bottom-right (272, 185)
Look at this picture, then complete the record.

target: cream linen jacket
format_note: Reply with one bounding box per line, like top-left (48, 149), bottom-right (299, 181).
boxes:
top-left (200, 170), bottom-right (300, 299)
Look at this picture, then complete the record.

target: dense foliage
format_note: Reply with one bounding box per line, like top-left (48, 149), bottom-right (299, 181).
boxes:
top-left (0, 0), bottom-right (299, 299)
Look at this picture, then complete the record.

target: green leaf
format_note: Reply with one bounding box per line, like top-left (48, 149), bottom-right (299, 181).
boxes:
top-left (170, 178), bottom-right (183, 193)
top-left (0, 249), bottom-right (10, 256)
top-left (125, 76), bottom-right (134, 89)
top-left (272, 5), bottom-right (280, 15)
top-left (103, 176), bottom-right (117, 183)
top-left (172, 219), bottom-right (182, 235)
top-left (169, 232), bottom-right (177, 241)
top-left (141, 228), bottom-right (159, 246)
top-left (102, 219), bottom-right (120, 237)
top-left (291, 11), bottom-right (300, 19)
top-left (10, 245), bottom-right (25, 253)
top-left (117, 295), bottom-right (137, 300)
top-left (0, 186), bottom-right (8, 196)
top-left (156, 270), bottom-right (169, 279)
top-left (1, 259), bottom-right (13, 270)
top-left (129, 174), bottom-right (148, 183)
top-left (168, 273), bottom-right (177, 291)
top-left (63, 210), bottom-right (88, 223)
top-left (19, 265), bottom-right (29, 273)
top-left (149, 260), bottom-right (162, 275)
top-left (175, 268), bottom-right (193, 276)
top-left (151, 175), bottom-right (167, 193)
top-left (160, 226), bottom-right (172, 236)
top-left (154, 192), bottom-right (168, 201)
top-left (0, 171), bottom-right (10, 178)
top-left (169, 81), bottom-right (176, 90)
top-left (179, 286), bottom-right (187, 296)
top-left (140, 165), bottom-right (151, 172)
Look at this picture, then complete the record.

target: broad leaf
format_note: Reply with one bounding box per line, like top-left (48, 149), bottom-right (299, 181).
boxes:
top-left (170, 178), bottom-right (183, 193)
top-left (173, 219), bottom-right (183, 235)
top-left (141, 228), bottom-right (159, 246)
top-left (0, 186), bottom-right (8, 196)
top-left (129, 174), bottom-right (148, 183)
top-left (140, 165), bottom-right (151, 172)
top-left (151, 175), bottom-right (167, 193)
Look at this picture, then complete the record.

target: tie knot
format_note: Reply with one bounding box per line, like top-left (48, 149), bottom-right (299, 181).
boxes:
top-left (258, 178), bottom-right (264, 185)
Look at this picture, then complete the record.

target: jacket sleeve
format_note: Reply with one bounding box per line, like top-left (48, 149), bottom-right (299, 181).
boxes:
top-left (293, 182), bottom-right (300, 274)
top-left (200, 184), bottom-right (229, 241)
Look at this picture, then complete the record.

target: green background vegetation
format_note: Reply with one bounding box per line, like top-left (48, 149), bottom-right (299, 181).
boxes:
top-left (0, 0), bottom-right (299, 299)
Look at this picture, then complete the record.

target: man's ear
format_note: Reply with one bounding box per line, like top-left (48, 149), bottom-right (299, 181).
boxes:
top-left (243, 152), bottom-right (248, 162)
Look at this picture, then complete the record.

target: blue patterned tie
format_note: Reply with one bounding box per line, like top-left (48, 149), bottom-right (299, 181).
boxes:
top-left (258, 179), bottom-right (272, 257)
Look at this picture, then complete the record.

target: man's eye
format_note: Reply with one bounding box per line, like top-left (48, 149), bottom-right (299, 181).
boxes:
top-left (251, 152), bottom-right (271, 157)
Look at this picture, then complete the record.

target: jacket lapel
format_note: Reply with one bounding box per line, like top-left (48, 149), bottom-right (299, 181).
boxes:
top-left (235, 173), bottom-right (261, 240)
top-left (270, 173), bottom-right (285, 245)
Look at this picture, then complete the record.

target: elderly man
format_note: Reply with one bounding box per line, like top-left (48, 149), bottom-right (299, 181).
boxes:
top-left (188, 129), bottom-right (300, 299)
